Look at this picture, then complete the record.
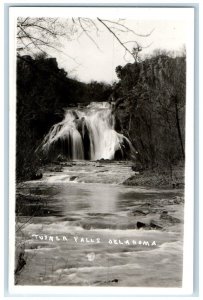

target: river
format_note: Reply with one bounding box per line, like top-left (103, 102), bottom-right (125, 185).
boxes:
top-left (15, 161), bottom-right (184, 287)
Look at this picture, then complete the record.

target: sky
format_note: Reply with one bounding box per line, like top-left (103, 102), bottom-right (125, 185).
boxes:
top-left (15, 7), bottom-right (192, 84)
top-left (50, 19), bottom-right (187, 83)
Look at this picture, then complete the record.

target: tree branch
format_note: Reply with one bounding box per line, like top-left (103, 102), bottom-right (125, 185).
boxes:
top-left (78, 18), bottom-right (101, 50)
top-left (97, 18), bottom-right (136, 61)
top-left (100, 19), bottom-right (154, 37)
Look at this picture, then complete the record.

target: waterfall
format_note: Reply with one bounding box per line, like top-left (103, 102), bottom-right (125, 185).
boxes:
top-left (41, 102), bottom-right (134, 161)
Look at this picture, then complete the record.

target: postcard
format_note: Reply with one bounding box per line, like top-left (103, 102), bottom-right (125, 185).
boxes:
top-left (8, 5), bottom-right (195, 297)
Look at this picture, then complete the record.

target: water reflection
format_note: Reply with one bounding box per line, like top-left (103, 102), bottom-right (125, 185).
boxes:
top-left (57, 183), bottom-right (120, 214)
top-left (16, 183), bottom-right (183, 219)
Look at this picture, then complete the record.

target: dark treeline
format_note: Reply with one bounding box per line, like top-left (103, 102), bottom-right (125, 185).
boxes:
top-left (16, 51), bottom-right (186, 180)
top-left (16, 53), bottom-right (112, 180)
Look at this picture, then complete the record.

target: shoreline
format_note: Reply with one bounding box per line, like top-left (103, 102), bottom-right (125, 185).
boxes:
top-left (17, 160), bottom-right (185, 190)
top-left (123, 165), bottom-right (185, 189)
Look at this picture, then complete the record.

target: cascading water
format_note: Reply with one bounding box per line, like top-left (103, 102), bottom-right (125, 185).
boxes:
top-left (41, 102), bottom-right (134, 161)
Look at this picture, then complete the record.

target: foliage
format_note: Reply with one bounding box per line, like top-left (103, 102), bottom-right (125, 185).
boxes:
top-left (113, 51), bottom-right (186, 169)
top-left (16, 54), bottom-right (112, 180)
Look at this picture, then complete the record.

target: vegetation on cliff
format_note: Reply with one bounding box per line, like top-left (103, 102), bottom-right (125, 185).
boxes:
top-left (113, 51), bottom-right (186, 171)
top-left (16, 54), bottom-right (112, 180)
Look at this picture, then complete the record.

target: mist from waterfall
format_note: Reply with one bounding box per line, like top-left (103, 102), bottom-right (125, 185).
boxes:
top-left (41, 102), bottom-right (134, 161)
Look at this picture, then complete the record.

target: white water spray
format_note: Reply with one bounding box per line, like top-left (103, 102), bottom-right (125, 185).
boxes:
top-left (42, 102), bottom-right (134, 160)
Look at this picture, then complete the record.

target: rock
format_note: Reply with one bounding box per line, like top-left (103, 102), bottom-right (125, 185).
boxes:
top-left (59, 162), bottom-right (73, 167)
top-left (137, 220), bottom-right (162, 230)
top-left (141, 203), bottom-right (152, 207)
top-left (66, 164), bottom-right (73, 167)
top-left (69, 176), bottom-right (78, 181)
top-left (48, 166), bottom-right (62, 172)
top-left (137, 221), bottom-right (147, 229)
top-left (94, 278), bottom-right (119, 285)
top-left (82, 223), bottom-right (91, 230)
top-left (161, 210), bottom-right (168, 216)
top-left (15, 248), bottom-right (26, 275)
top-left (149, 220), bottom-right (163, 230)
top-left (131, 209), bottom-right (148, 216)
top-left (111, 279), bottom-right (119, 283)
top-left (172, 182), bottom-right (184, 188)
top-left (123, 175), bottom-right (137, 186)
top-left (56, 154), bottom-right (67, 162)
top-left (31, 171), bottom-right (43, 180)
top-left (160, 211), bottom-right (181, 223)
top-left (131, 164), bottom-right (144, 172)
top-left (96, 159), bottom-right (113, 163)
top-left (173, 196), bottom-right (184, 204)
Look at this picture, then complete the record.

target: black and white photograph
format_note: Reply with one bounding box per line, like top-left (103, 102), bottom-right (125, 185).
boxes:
top-left (8, 5), bottom-right (195, 294)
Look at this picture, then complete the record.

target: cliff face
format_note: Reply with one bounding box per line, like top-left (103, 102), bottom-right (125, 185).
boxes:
top-left (113, 55), bottom-right (186, 169)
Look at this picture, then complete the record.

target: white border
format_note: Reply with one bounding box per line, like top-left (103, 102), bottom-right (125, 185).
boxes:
top-left (9, 7), bottom-right (17, 296)
top-left (8, 6), bottom-right (195, 297)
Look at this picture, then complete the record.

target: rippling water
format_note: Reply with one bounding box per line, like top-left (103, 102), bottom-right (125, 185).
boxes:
top-left (15, 161), bottom-right (184, 287)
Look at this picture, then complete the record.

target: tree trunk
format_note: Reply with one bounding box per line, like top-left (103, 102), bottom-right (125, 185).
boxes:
top-left (174, 97), bottom-right (185, 159)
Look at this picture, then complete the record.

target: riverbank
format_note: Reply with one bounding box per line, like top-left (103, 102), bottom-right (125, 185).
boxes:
top-left (123, 165), bottom-right (184, 189)
top-left (34, 161), bottom-right (185, 189)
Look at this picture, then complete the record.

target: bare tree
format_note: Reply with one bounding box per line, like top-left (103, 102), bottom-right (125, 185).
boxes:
top-left (17, 17), bottom-right (79, 62)
top-left (17, 17), bottom-right (153, 62)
